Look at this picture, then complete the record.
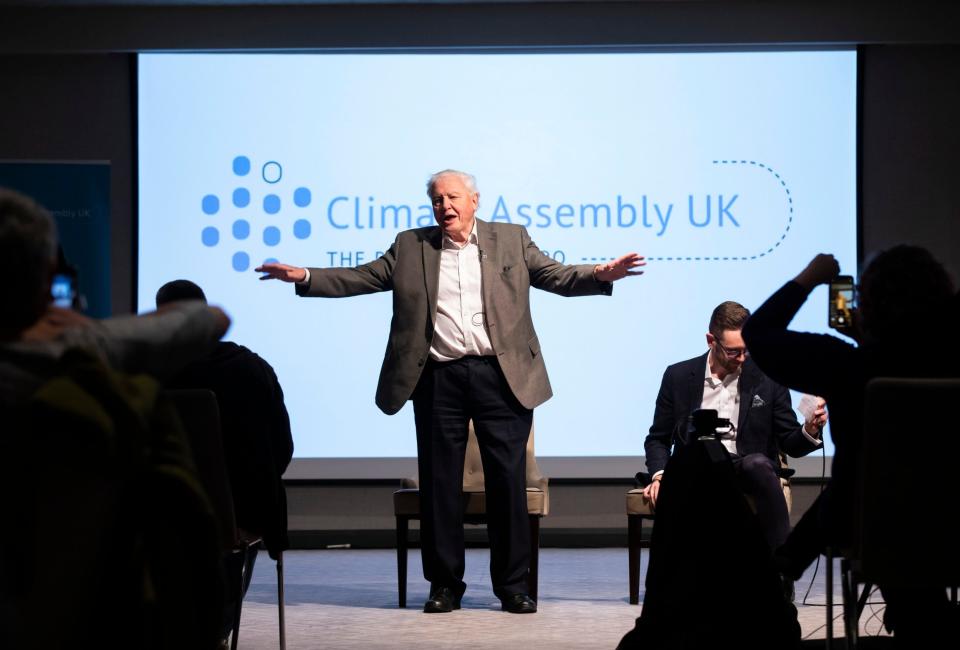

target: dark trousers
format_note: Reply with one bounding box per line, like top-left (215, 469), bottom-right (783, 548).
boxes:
top-left (731, 453), bottom-right (790, 551)
top-left (776, 488), bottom-right (832, 581)
top-left (412, 355), bottom-right (533, 599)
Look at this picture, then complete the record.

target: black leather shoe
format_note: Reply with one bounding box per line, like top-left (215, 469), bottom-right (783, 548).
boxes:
top-left (500, 593), bottom-right (537, 614)
top-left (423, 587), bottom-right (461, 613)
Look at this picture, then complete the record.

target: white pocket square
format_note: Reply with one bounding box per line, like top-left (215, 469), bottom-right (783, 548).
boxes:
top-left (751, 394), bottom-right (766, 408)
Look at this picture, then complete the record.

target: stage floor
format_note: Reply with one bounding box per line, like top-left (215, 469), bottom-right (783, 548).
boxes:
top-left (236, 548), bottom-right (892, 649)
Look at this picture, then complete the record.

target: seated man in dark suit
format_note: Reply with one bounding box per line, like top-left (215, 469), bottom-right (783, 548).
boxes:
top-left (643, 301), bottom-right (827, 557)
top-left (156, 280), bottom-right (293, 630)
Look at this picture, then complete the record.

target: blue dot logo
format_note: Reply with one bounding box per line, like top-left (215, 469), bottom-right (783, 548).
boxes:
top-left (233, 219), bottom-right (250, 240)
top-left (263, 194), bottom-right (281, 214)
top-left (263, 226), bottom-right (281, 247)
top-left (294, 187), bottom-right (312, 207)
top-left (232, 251), bottom-right (250, 272)
top-left (294, 219), bottom-right (311, 240)
top-left (233, 188), bottom-right (250, 208)
top-left (201, 157), bottom-right (317, 271)
top-left (202, 226), bottom-right (219, 247)
top-left (233, 156), bottom-right (251, 176)
top-left (262, 161), bottom-right (282, 184)
top-left (202, 195), bottom-right (220, 215)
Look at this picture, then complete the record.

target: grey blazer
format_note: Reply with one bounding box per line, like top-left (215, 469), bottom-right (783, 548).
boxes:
top-left (296, 219), bottom-right (613, 414)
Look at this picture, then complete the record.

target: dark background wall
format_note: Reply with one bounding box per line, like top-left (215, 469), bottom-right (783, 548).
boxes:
top-left (0, 54), bottom-right (134, 314)
top-left (1, 0), bottom-right (957, 543)
top-left (3, 1), bottom-right (958, 310)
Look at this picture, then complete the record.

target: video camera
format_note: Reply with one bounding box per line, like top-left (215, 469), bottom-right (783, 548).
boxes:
top-left (686, 408), bottom-right (733, 442)
top-left (635, 409), bottom-right (733, 487)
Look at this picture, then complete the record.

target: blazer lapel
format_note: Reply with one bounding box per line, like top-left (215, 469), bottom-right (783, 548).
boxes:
top-left (672, 353), bottom-right (707, 445)
top-left (689, 353), bottom-right (708, 412)
top-left (423, 227), bottom-right (442, 322)
top-left (476, 219), bottom-right (497, 308)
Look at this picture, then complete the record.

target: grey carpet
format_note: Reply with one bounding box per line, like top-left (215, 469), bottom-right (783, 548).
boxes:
top-left (234, 548), bottom-right (890, 649)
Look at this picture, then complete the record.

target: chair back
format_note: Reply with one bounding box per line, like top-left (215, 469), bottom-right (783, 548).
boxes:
top-left (462, 421), bottom-right (485, 491)
top-left (778, 452), bottom-right (793, 514)
top-left (166, 389), bottom-right (238, 549)
top-left (858, 377), bottom-right (960, 587)
top-left (462, 421), bottom-right (548, 491)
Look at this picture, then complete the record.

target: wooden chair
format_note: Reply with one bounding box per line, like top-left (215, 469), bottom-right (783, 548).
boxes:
top-left (625, 485), bottom-right (655, 605)
top-left (393, 421), bottom-right (548, 607)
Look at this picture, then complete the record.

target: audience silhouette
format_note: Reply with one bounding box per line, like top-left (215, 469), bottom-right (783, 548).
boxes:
top-left (743, 248), bottom-right (960, 645)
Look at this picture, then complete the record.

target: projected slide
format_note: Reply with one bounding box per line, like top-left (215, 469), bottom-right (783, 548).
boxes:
top-left (138, 51), bottom-right (856, 459)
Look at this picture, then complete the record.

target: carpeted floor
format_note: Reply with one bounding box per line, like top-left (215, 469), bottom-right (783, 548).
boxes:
top-left (234, 548), bottom-right (892, 649)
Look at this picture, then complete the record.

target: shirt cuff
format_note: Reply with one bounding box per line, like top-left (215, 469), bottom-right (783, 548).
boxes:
top-left (801, 424), bottom-right (823, 446)
top-left (297, 267), bottom-right (311, 285)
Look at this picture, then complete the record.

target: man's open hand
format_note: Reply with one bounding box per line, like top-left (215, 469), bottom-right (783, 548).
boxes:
top-left (255, 262), bottom-right (307, 283)
top-left (595, 253), bottom-right (646, 282)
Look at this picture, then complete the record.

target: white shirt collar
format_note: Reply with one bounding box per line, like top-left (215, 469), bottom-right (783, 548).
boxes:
top-left (442, 220), bottom-right (479, 250)
top-left (704, 352), bottom-right (741, 387)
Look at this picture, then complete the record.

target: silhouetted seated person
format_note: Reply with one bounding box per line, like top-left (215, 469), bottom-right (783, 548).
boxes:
top-left (156, 280), bottom-right (294, 635)
top-left (621, 407), bottom-right (808, 650)
top-left (0, 197), bottom-right (228, 400)
top-left (742, 247), bottom-right (960, 644)
top-left (0, 188), bottom-right (230, 650)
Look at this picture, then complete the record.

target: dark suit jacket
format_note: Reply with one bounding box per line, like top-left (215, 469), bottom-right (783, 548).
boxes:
top-left (643, 352), bottom-right (820, 476)
top-left (296, 219), bottom-right (612, 414)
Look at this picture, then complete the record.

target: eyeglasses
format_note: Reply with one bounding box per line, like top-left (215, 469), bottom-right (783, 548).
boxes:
top-left (715, 339), bottom-right (749, 359)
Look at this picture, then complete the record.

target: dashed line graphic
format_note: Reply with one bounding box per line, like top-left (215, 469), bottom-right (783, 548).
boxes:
top-left (581, 160), bottom-right (794, 263)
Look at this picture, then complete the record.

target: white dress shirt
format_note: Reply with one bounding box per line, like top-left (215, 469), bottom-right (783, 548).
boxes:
top-left (297, 224), bottom-right (494, 362)
top-left (429, 223), bottom-right (494, 361)
top-left (701, 360), bottom-right (742, 456)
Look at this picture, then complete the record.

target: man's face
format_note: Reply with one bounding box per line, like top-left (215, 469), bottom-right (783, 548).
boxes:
top-left (430, 174), bottom-right (478, 243)
top-left (707, 328), bottom-right (748, 374)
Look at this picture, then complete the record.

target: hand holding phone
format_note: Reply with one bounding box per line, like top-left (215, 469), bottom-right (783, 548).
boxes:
top-left (828, 275), bottom-right (856, 330)
top-left (795, 253), bottom-right (840, 290)
top-left (51, 273), bottom-right (77, 309)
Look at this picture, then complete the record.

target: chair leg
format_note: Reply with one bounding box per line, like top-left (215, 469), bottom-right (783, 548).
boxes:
top-left (855, 582), bottom-right (871, 637)
top-left (840, 559), bottom-right (859, 649)
top-left (397, 516), bottom-right (409, 608)
top-left (627, 514), bottom-right (642, 605)
top-left (527, 515), bottom-right (540, 601)
top-left (277, 551), bottom-right (286, 650)
top-left (825, 548), bottom-right (834, 650)
top-left (230, 545), bottom-right (253, 650)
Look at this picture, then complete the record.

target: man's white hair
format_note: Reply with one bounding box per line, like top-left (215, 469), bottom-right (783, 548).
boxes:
top-left (426, 169), bottom-right (479, 197)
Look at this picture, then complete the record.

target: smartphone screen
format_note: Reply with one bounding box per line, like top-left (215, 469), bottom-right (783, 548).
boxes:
top-left (828, 275), bottom-right (855, 329)
top-left (51, 273), bottom-right (76, 309)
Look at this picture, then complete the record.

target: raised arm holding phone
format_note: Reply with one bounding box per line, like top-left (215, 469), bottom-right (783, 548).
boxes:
top-left (742, 248), bottom-right (959, 644)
